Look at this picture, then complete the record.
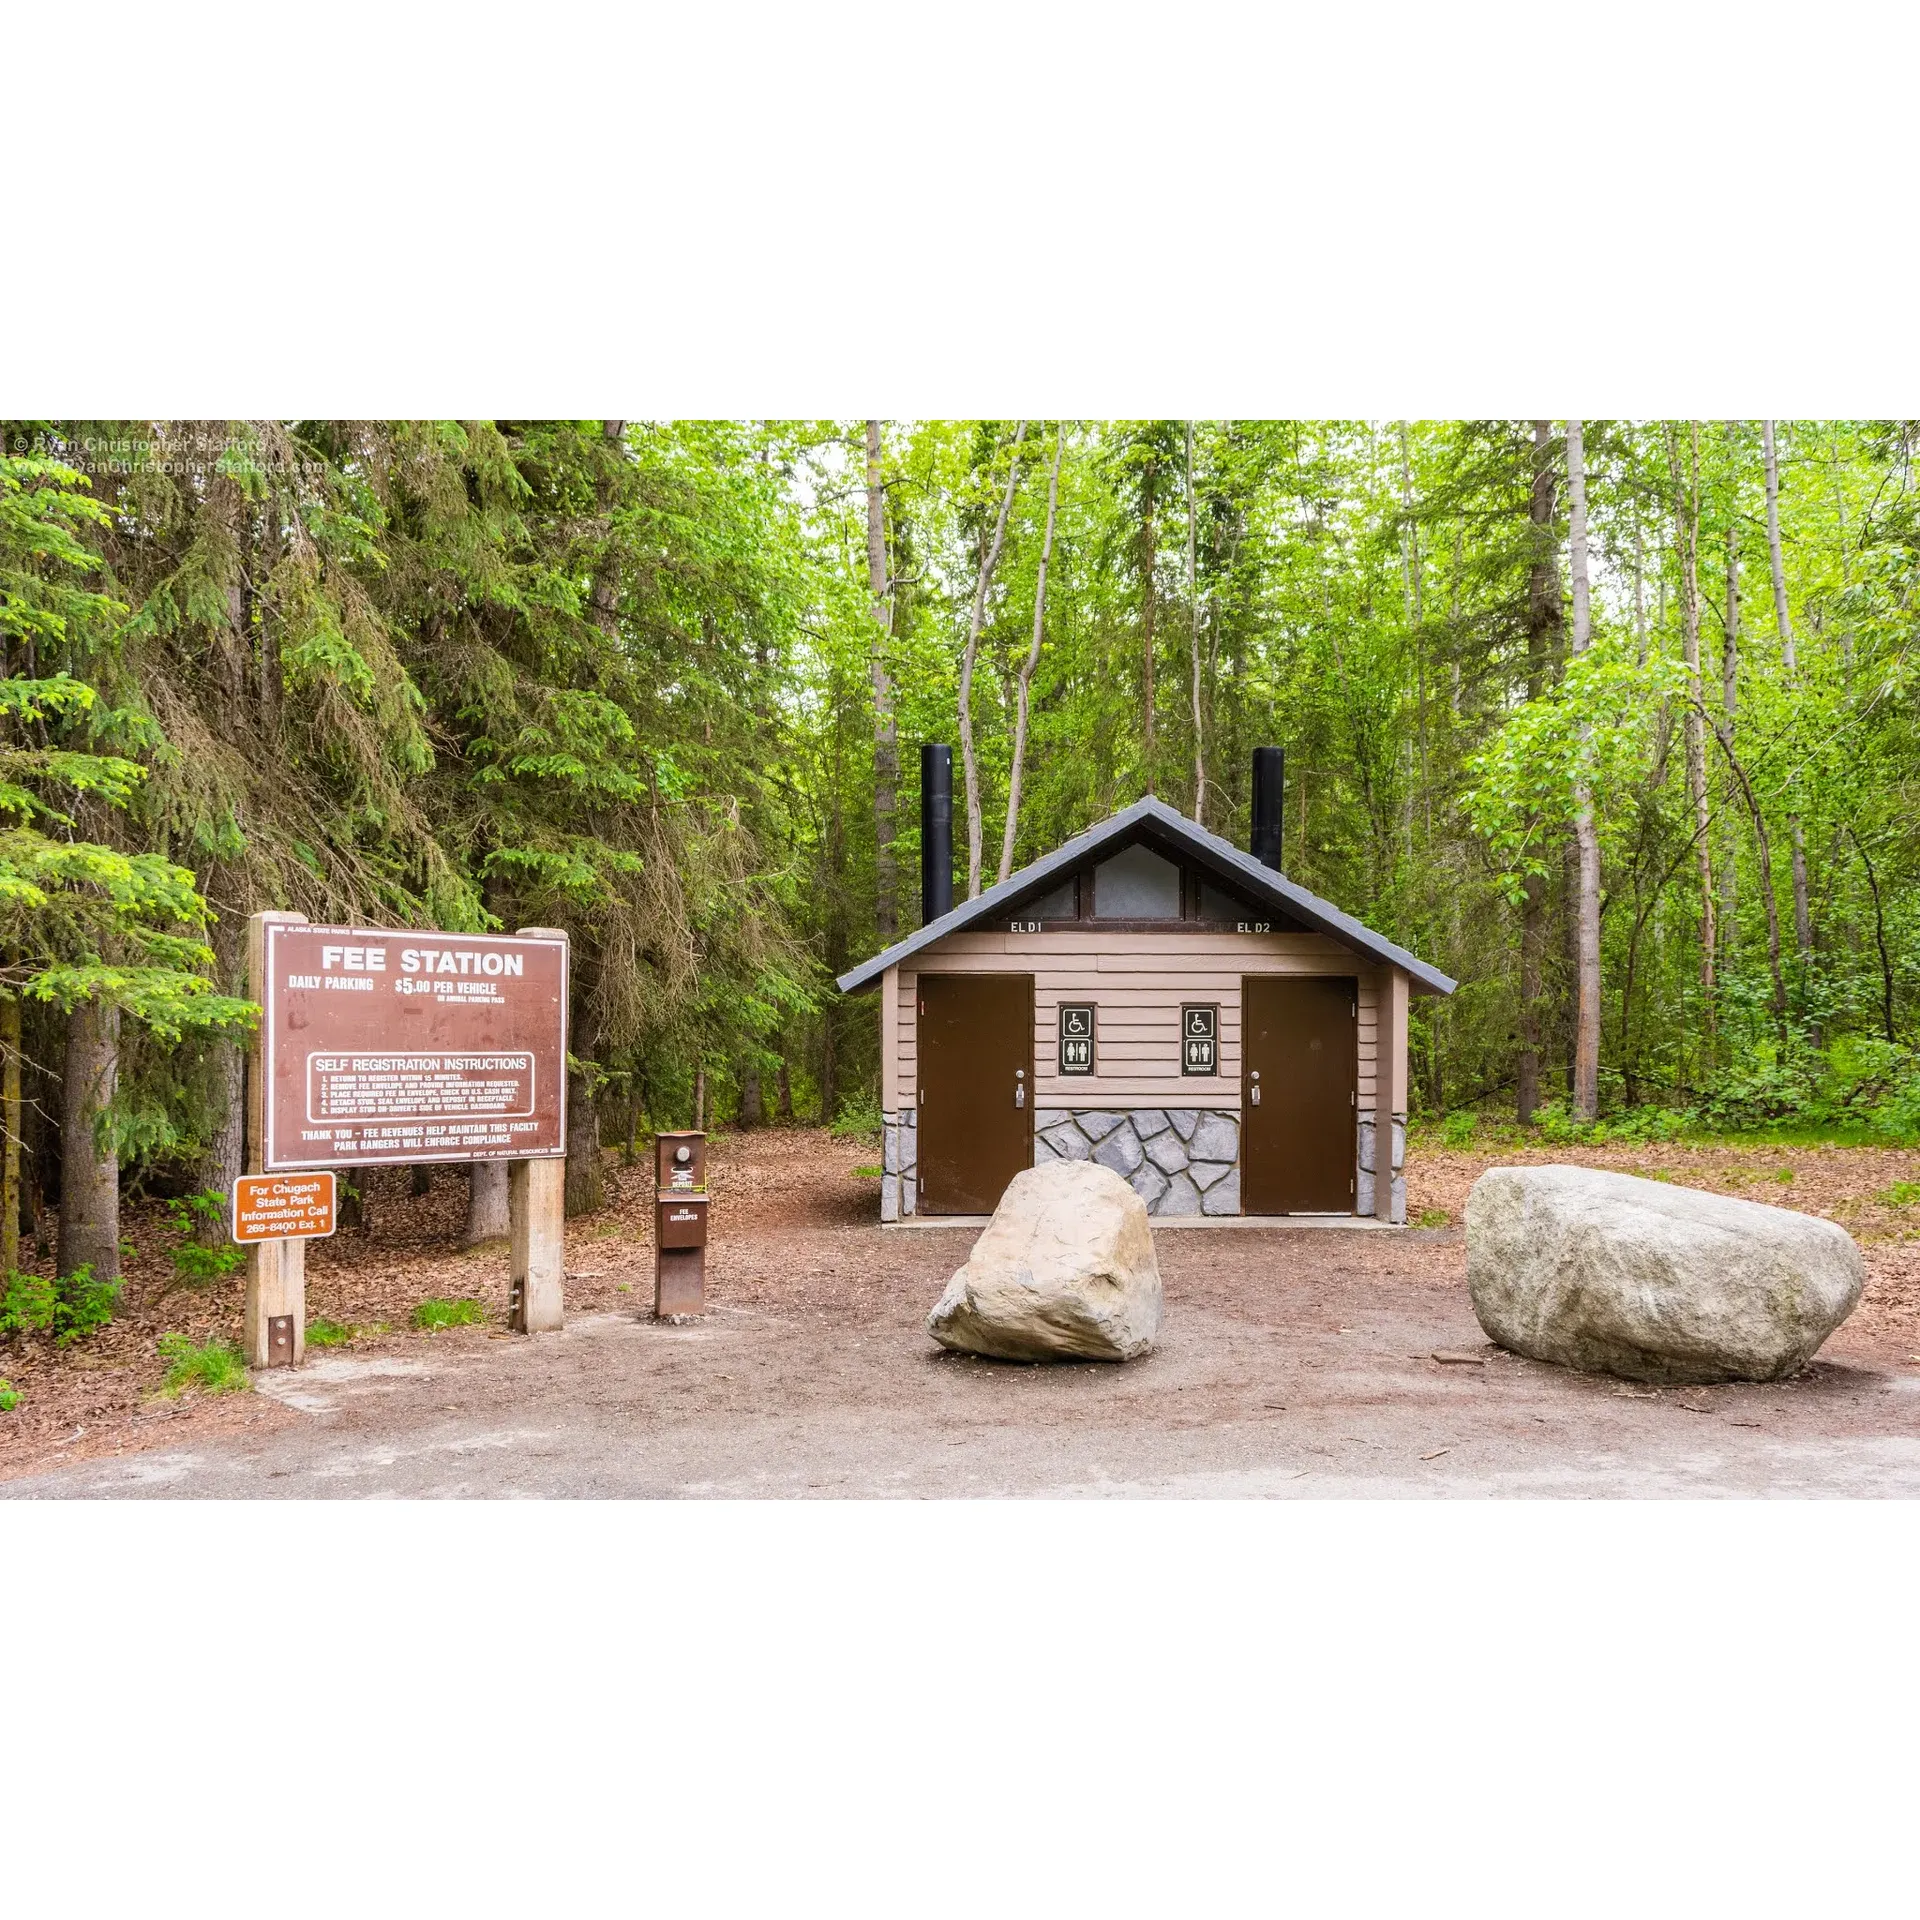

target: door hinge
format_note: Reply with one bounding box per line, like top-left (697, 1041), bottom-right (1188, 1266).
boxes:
top-left (919, 1086), bottom-right (925, 1105)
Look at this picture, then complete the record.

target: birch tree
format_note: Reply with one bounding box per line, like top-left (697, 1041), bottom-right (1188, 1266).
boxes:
top-left (959, 421), bottom-right (1026, 899)
top-left (999, 424), bottom-right (1063, 885)
top-left (865, 420), bottom-right (899, 942)
top-left (1763, 418), bottom-right (1815, 963)
top-left (1566, 420), bottom-right (1601, 1122)
top-left (1669, 421), bottom-right (1717, 1037)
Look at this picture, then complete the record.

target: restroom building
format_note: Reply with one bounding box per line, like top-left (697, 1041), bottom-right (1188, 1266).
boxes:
top-left (836, 747), bottom-right (1457, 1224)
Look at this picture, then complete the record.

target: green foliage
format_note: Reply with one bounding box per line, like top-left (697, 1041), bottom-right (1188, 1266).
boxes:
top-left (50, 1265), bottom-right (121, 1344)
top-left (3, 1265), bottom-right (120, 1345)
top-left (156, 1332), bottom-right (251, 1397)
top-left (828, 1092), bottom-right (882, 1140)
top-left (304, 1317), bottom-right (357, 1347)
top-left (1438, 1111), bottom-right (1478, 1151)
top-left (1879, 1182), bottom-right (1920, 1209)
top-left (0, 1380), bottom-right (16, 1412)
top-left (411, 1297), bottom-right (487, 1331)
top-left (162, 1191), bottom-right (245, 1283)
top-left (852, 1164), bottom-right (881, 1178)
top-left (1415, 1208), bottom-right (1451, 1228)
top-left (0, 1270), bottom-right (54, 1339)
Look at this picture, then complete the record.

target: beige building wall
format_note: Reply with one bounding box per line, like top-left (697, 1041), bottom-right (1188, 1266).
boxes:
top-left (883, 927), bottom-right (1406, 1114)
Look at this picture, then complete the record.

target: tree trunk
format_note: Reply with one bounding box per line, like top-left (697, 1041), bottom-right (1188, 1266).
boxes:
top-left (588, 420), bottom-right (627, 638)
top-left (1710, 726), bottom-right (1789, 1035)
top-left (1188, 419), bottom-right (1206, 823)
top-left (1718, 438), bottom-right (1740, 956)
top-left (1763, 420), bottom-right (1815, 964)
top-left (1141, 456), bottom-right (1158, 793)
top-left (1669, 423), bottom-right (1717, 1036)
top-left (959, 422), bottom-right (1027, 898)
top-left (57, 997), bottom-right (120, 1287)
top-left (865, 421), bottom-right (900, 943)
top-left (1, 994), bottom-right (19, 1278)
top-left (1631, 483), bottom-right (1649, 666)
top-left (693, 1065), bottom-right (707, 1132)
top-left (738, 1059), bottom-right (763, 1128)
top-left (1566, 419), bottom-right (1602, 1123)
top-left (999, 425), bottom-right (1063, 885)
top-left (1517, 873), bottom-right (1547, 1124)
top-left (1516, 420), bottom-right (1559, 1123)
top-left (776, 1054), bottom-right (793, 1121)
top-left (464, 1161), bottom-right (510, 1246)
top-left (411, 1164), bottom-right (433, 1197)
top-left (1850, 828), bottom-right (1896, 1043)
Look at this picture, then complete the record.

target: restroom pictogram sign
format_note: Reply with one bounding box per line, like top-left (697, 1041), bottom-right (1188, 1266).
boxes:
top-left (1058, 1003), bottom-right (1095, 1075)
top-left (1180, 1003), bottom-right (1218, 1075)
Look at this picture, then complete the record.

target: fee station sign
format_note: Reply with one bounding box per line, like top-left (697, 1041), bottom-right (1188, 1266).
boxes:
top-left (260, 924), bottom-right (569, 1171)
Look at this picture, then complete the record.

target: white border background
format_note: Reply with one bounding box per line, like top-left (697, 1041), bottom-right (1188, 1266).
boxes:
top-left (9, 2), bottom-right (1920, 1912)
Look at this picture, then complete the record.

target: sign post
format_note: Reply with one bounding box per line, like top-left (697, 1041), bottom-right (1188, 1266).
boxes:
top-left (244, 911), bottom-right (310, 1367)
top-left (244, 913), bottom-right (570, 1365)
top-left (508, 925), bottom-right (569, 1334)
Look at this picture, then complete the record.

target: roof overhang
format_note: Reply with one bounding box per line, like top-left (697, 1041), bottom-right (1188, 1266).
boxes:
top-left (835, 796), bottom-right (1457, 997)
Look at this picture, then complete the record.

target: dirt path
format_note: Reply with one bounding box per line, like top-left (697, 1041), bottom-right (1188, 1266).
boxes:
top-left (6, 1128), bottom-right (1920, 1498)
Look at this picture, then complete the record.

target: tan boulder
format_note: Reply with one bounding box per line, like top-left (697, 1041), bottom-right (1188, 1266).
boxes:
top-left (928, 1160), bottom-right (1163, 1362)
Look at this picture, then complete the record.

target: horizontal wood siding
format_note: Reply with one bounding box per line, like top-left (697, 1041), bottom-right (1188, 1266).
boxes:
top-left (891, 931), bottom-right (1395, 1114)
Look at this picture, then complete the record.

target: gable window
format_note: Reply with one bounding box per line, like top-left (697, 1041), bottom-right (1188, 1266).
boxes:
top-left (1028, 878), bottom-right (1077, 922)
top-left (1092, 844), bottom-right (1181, 919)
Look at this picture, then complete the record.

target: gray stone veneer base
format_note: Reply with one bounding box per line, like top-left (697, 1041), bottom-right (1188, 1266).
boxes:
top-left (1037, 1110), bottom-right (1241, 1216)
top-left (880, 1109), bottom-right (917, 1222)
top-left (1355, 1112), bottom-right (1408, 1224)
top-left (884, 1102), bottom-right (1405, 1223)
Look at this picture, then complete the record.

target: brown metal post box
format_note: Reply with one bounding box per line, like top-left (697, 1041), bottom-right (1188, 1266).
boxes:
top-left (656, 1131), bottom-right (707, 1194)
top-left (655, 1195), bottom-right (709, 1249)
top-left (654, 1129), bottom-right (708, 1320)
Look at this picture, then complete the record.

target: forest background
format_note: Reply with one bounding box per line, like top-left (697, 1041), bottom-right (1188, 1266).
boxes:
top-left (3, 416), bottom-right (1917, 1314)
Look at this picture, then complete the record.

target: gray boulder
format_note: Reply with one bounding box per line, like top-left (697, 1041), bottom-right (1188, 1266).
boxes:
top-left (1466, 1164), bottom-right (1863, 1385)
top-left (927, 1160), bottom-right (1163, 1362)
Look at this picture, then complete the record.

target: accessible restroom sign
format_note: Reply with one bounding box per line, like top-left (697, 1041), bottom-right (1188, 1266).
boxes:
top-left (260, 924), bottom-right (569, 1170)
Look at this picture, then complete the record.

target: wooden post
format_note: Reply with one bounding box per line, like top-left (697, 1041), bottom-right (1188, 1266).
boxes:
top-left (244, 910), bottom-right (308, 1366)
top-left (1375, 967), bottom-right (1409, 1224)
top-left (509, 925), bottom-right (568, 1333)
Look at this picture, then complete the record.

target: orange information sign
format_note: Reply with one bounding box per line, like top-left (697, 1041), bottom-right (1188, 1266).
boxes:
top-left (232, 1172), bottom-right (337, 1244)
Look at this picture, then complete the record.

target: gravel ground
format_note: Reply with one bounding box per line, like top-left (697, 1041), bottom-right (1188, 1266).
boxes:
top-left (5, 1128), bottom-right (1920, 1497)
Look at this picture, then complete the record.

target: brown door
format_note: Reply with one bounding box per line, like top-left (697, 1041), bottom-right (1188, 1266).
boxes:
top-left (1241, 975), bottom-right (1357, 1214)
top-left (917, 973), bottom-right (1034, 1214)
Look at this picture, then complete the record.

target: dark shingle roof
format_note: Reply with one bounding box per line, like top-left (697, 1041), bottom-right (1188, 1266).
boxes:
top-left (835, 796), bottom-right (1457, 996)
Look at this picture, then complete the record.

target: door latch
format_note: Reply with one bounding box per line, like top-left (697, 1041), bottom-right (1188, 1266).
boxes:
top-left (1015, 1068), bottom-right (1026, 1110)
top-left (1249, 1069), bottom-right (1261, 1108)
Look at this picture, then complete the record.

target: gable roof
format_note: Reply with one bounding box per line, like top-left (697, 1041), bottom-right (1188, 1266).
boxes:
top-left (835, 796), bottom-right (1457, 996)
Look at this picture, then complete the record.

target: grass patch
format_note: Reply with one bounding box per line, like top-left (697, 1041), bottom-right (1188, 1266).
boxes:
top-left (157, 1333), bottom-right (251, 1398)
top-left (0, 1379), bottom-right (17, 1412)
top-left (305, 1317), bottom-right (358, 1348)
top-left (1414, 1208), bottom-right (1451, 1228)
top-left (412, 1297), bottom-right (487, 1332)
top-left (1878, 1181), bottom-right (1920, 1208)
top-left (852, 1164), bottom-right (882, 1178)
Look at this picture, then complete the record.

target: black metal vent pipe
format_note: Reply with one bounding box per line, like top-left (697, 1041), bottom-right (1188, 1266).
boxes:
top-left (1250, 746), bottom-right (1285, 871)
top-left (921, 743), bottom-right (954, 923)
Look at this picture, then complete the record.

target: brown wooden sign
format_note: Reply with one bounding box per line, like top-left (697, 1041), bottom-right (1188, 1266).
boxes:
top-left (260, 924), bottom-right (568, 1170)
top-left (233, 1171), bottom-right (337, 1243)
